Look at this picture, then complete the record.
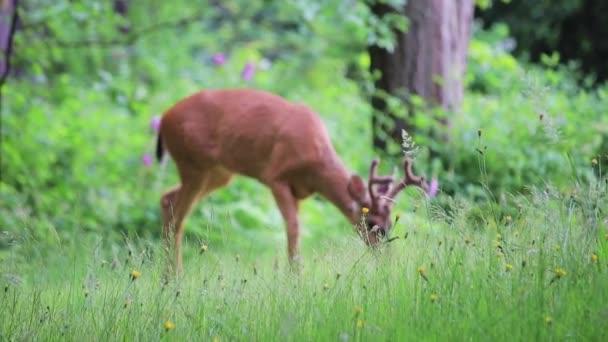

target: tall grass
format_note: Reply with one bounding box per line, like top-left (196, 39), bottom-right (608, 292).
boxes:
top-left (1, 173), bottom-right (606, 341)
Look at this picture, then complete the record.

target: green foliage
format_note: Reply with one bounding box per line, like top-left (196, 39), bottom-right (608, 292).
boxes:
top-left (1, 1), bottom-right (608, 337)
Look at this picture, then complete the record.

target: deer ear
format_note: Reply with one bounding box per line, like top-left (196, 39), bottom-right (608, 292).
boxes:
top-left (347, 174), bottom-right (367, 202)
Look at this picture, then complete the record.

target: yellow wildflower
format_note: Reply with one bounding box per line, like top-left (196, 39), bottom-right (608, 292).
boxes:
top-left (591, 253), bottom-right (598, 264)
top-left (505, 264), bottom-right (513, 272)
top-left (591, 158), bottom-right (598, 166)
top-left (430, 293), bottom-right (439, 303)
top-left (356, 319), bottom-right (365, 328)
top-left (554, 268), bottom-right (567, 278)
top-left (130, 270), bottom-right (141, 281)
top-left (505, 215), bottom-right (512, 223)
top-left (200, 243), bottom-right (208, 254)
top-left (494, 241), bottom-right (502, 248)
top-left (545, 316), bottom-right (553, 325)
top-left (164, 320), bottom-right (175, 331)
top-left (361, 207), bottom-right (369, 214)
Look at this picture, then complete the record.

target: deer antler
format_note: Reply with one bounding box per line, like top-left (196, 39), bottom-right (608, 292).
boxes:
top-left (386, 159), bottom-right (429, 199)
top-left (368, 159), bottom-right (394, 210)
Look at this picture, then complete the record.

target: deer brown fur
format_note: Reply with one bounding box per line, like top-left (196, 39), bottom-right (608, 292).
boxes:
top-left (156, 88), bottom-right (431, 273)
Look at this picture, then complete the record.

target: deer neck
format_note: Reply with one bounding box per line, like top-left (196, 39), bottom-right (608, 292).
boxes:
top-left (316, 161), bottom-right (359, 225)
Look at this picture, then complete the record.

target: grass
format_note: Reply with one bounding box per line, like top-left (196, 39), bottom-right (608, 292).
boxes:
top-left (1, 179), bottom-right (607, 341)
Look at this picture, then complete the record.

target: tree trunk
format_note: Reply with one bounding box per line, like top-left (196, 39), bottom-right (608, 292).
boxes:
top-left (369, 0), bottom-right (473, 153)
top-left (0, 0), bottom-right (18, 83)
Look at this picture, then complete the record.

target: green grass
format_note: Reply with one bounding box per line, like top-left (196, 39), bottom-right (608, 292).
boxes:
top-left (2, 183), bottom-right (607, 341)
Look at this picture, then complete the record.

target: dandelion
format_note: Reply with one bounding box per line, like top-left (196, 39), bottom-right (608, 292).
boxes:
top-left (550, 268), bottom-right (567, 284)
top-left (545, 316), bottom-right (553, 325)
top-left (130, 270), bottom-right (141, 281)
top-left (142, 154), bottom-right (153, 167)
top-left (430, 293), bottom-right (439, 303)
top-left (361, 207), bottom-right (369, 214)
top-left (241, 62), bottom-right (256, 81)
top-left (150, 116), bottom-right (161, 133)
top-left (417, 266), bottom-right (428, 281)
top-left (505, 264), bottom-right (513, 272)
top-left (212, 53), bottom-right (226, 66)
top-left (356, 319), bottom-right (365, 328)
top-left (591, 253), bottom-right (598, 264)
top-left (164, 320), bottom-right (175, 331)
top-left (554, 268), bottom-right (567, 278)
top-left (200, 243), bottom-right (208, 254)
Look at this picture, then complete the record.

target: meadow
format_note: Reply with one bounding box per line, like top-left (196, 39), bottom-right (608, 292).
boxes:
top-left (2, 164), bottom-right (607, 340)
top-left (2, 1), bottom-right (608, 341)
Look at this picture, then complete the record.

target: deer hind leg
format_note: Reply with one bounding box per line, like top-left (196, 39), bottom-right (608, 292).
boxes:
top-left (161, 166), bottom-right (233, 275)
top-left (161, 165), bottom-right (206, 276)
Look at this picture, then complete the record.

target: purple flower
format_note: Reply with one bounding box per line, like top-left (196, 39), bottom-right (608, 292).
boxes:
top-left (241, 62), bottom-right (256, 81)
top-left (150, 116), bottom-right (161, 133)
top-left (142, 154), bottom-right (153, 167)
top-left (427, 178), bottom-right (439, 198)
top-left (212, 53), bottom-right (226, 66)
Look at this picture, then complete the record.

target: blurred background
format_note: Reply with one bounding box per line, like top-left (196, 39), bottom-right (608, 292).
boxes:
top-left (1, 0), bottom-right (606, 258)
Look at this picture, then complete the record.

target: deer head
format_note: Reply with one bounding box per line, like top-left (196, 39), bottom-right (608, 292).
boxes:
top-left (348, 158), bottom-right (435, 245)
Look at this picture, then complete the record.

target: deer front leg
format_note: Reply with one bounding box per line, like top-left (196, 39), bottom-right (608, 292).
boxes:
top-left (270, 182), bottom-right (301, 268)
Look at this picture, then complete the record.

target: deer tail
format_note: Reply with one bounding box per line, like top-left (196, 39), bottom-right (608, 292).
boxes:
top-left (156, 133), bottom-right (164, 163)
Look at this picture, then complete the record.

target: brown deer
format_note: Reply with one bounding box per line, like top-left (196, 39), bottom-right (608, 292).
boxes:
top-left (156, 88), bottom-right (433, 273)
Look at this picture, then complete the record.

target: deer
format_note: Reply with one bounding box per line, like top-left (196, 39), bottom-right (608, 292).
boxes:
top-left (155, 88), bottom-right (434, 273)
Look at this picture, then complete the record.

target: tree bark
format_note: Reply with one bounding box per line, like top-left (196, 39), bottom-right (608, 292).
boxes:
top-left (0, 0), bottom-right (18, 83)
top-left (369, 0), bottom-right (473, 153)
